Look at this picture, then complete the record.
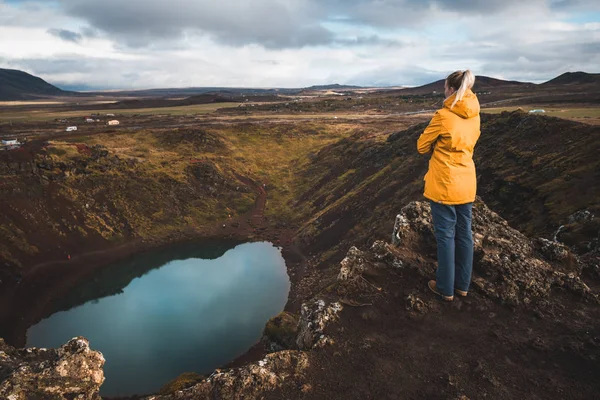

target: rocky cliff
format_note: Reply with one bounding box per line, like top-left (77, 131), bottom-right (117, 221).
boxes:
top-left (150, 199), bottom-right (598, 399)
top-left (293, 111), bottom-right (599, 290)
top-left (2, 110), bottom-right (599, 398)
top-left (4, 199), bottom-right (597, 399)
top-left (0, 337), bottom-right (104, 399)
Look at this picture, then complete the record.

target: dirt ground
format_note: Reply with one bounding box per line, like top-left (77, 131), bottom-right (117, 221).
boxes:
top-left (296, 289), bottom-right (600, 400)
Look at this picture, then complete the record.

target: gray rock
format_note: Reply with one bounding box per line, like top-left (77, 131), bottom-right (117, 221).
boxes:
top-left (568, 210), bottom-right (595, 224)
top-left (145, 351), bottom-right (308, 400)
top-left (0, 337), bottom-right (105, 400)
top-left (337, 246), bottom-right (367, 281)
top-left (389, 200), bottom-right (599, 306)
top-left (296, 299), bottom-right (343, 350)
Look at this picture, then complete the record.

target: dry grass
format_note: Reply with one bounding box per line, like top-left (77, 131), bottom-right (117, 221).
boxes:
top-left (482, 106), bottom-right (600, 118)
top-left (73, 121), bottom-right (365, 223)
top-left (0, 101), bottom-right (67, 106)
top-left (0, 103), bottom-right (230, 122)
top-left (222, 123), bottom-right (353, 219)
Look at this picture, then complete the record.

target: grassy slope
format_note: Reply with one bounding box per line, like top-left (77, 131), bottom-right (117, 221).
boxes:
top-left (483, 107), bottom-right (600, 118)
top-left (0, 103), bottom-right (227, 122)
top-left (294, 111), bottom-right (600, 267)
top-left (2, 108), bottom-right (598, 272)
top-left (0, 68), bottom-right (67, 101)
top-left (0, 121), bottom-right (357, 269)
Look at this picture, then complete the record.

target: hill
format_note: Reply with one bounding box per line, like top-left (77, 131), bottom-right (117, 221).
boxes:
top-left (543, 71), bottom-right (600, 86)
top-left (0, 68), bottom-right (69, 101)
top-left (396, 71), bottom-right (599, 96)
top-left (397, 75), bottom-right (530, 95)
top-left (305, 84), bottom-right (364, 91)
top-left (295, 111), bottom-right (600, 262)
top-left (0, 106), bottom-right (598, 398)
top-left (88, 86), bottom-right (297, 98)
top-left (107, 94), bottom-right (238, 109)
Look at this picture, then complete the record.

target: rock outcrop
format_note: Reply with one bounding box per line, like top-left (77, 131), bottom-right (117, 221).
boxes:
top-left (145, 351), bottom-right (308, 400)
top-left (2, 198), bottom-right (598, 399)
top-left (391, 200), bottom-right (598, 306)
top-left (0, 337), bottom-right (104, 400)
top-left (296, 300), bottom-right (343, 350)
top-left (262, 311), bottom-right (299, 351)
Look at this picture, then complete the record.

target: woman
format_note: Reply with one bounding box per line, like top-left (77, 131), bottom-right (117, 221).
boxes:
top-left (417, 70), bottom-right (481, 301)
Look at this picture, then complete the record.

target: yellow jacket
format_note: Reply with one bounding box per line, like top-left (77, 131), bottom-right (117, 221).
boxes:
top-left (417, 89), bottom-right (481, 205)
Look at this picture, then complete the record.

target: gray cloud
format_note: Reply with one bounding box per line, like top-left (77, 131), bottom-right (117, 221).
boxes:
top-left (2, 55), bottom-right (160, 90)
top-left (50, 0), bottom-right (575, 49)
top-left (81, 26), bottom-right (99, 38)
top-left (53, 0), bottom-right (333, 49)
top-left (4, 0), bottom-right (599, 50)
top-left (47, 28), bottom-right (82, 43)
top-left (318, 0), bottom-right (532, 28)
top-left (344, 65), bottom-right (445, 87)
top-left (452, 34), bottom-right (600, 82)
top-left (6, 56), bottom-right (109, 75)
top-left (253, 60), bottom-right (280, 66)
top-left (1, 0), bottom-right (598, 89)
top-left (550, 0), bottom-right (600, 10)
top-left (334, 35), bottom-right (406, 48)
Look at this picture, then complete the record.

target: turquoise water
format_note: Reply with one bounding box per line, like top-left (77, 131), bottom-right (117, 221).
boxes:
top-left (26, 241), bottom-right (290, 396)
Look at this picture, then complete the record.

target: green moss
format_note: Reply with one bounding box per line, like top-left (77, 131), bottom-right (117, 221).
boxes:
top-left (0, 224), bottom-right (38, 255)
top-left (159, 372), bottom-right (205, 395)
top-left (47, 147), bottom-right (67, 157)
top-left (264, 311), bottom-right (299, 349)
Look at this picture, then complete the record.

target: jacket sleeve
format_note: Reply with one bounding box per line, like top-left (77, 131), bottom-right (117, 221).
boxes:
top-left (417, 111), bottom-right (442, 154)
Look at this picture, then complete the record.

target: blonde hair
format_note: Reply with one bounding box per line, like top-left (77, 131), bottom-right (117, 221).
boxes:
top-left (446, 70), bottom-right (475, 109)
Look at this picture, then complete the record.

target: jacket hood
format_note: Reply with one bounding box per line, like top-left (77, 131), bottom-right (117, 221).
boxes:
top-left (443, 89), bottom-right (480, 119)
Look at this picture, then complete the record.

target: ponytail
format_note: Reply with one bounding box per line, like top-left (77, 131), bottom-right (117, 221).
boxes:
top-left (447, 70), bottom-right (475, 109)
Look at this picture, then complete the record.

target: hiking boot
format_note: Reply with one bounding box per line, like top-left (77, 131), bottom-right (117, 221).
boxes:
top-left (428, 280), bottom-right (454, 301)
top-left (455, 288), bottom-right (468, 297)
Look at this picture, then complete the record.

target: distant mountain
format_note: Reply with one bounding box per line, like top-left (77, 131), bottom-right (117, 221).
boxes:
top-left (105, 94), bottom-right (238, 109)
top-left (305, 84), bottom-right (364, 91)
top-left (91, 84), bottom-right (364, 98)
top-left (90, 86), bottom-right (295, 98)
top-left (0, 68), bottom-right (70, 101)
top-left (542, 71), bottom-right (600, 86)
top-left (474, 76), bottom-right (531, 88)
top-left (397, 75), bottom-right (530, 95)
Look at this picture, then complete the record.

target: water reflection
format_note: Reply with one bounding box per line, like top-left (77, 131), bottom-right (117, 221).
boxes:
top-left (46, 240), bottom-right (241, 317)
top-left (26, 242), bottom-right (290, 397)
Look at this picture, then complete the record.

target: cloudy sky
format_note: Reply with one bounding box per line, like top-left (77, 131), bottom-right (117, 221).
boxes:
top-left (0, 0), bottom-right (599, 90)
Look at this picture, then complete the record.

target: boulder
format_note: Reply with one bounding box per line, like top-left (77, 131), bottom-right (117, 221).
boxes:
top-left (263, 311), bottom-right (299, 351)
top-left (146, 351), bottom-right (308, 400)
top-left (390, 200), bottom-right (599, 306)
top-left (0, 337), bottom-right (105, 400)
top-left (296, 299), bottom-right (342, 350)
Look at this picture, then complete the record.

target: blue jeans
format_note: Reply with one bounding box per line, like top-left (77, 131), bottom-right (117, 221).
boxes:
top-left (430, 201), bottom-right (474, 297)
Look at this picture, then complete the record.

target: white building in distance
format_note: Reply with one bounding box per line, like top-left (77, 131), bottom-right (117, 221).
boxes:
top-left (107, 120), bottom-right (120, 126)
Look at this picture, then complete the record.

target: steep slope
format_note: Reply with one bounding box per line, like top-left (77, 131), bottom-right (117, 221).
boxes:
top-left (294, 111), bottom-right (600, 269)
top-left (1, 110), bottom-right (599, 398)
top-left (0, 68), bottom-right (69, 100)
top-left (7, 199), bottom-right (598, 400)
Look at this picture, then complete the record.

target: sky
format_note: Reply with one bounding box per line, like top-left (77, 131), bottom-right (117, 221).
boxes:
top-left (0, 0), bottom-right (599, 90)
